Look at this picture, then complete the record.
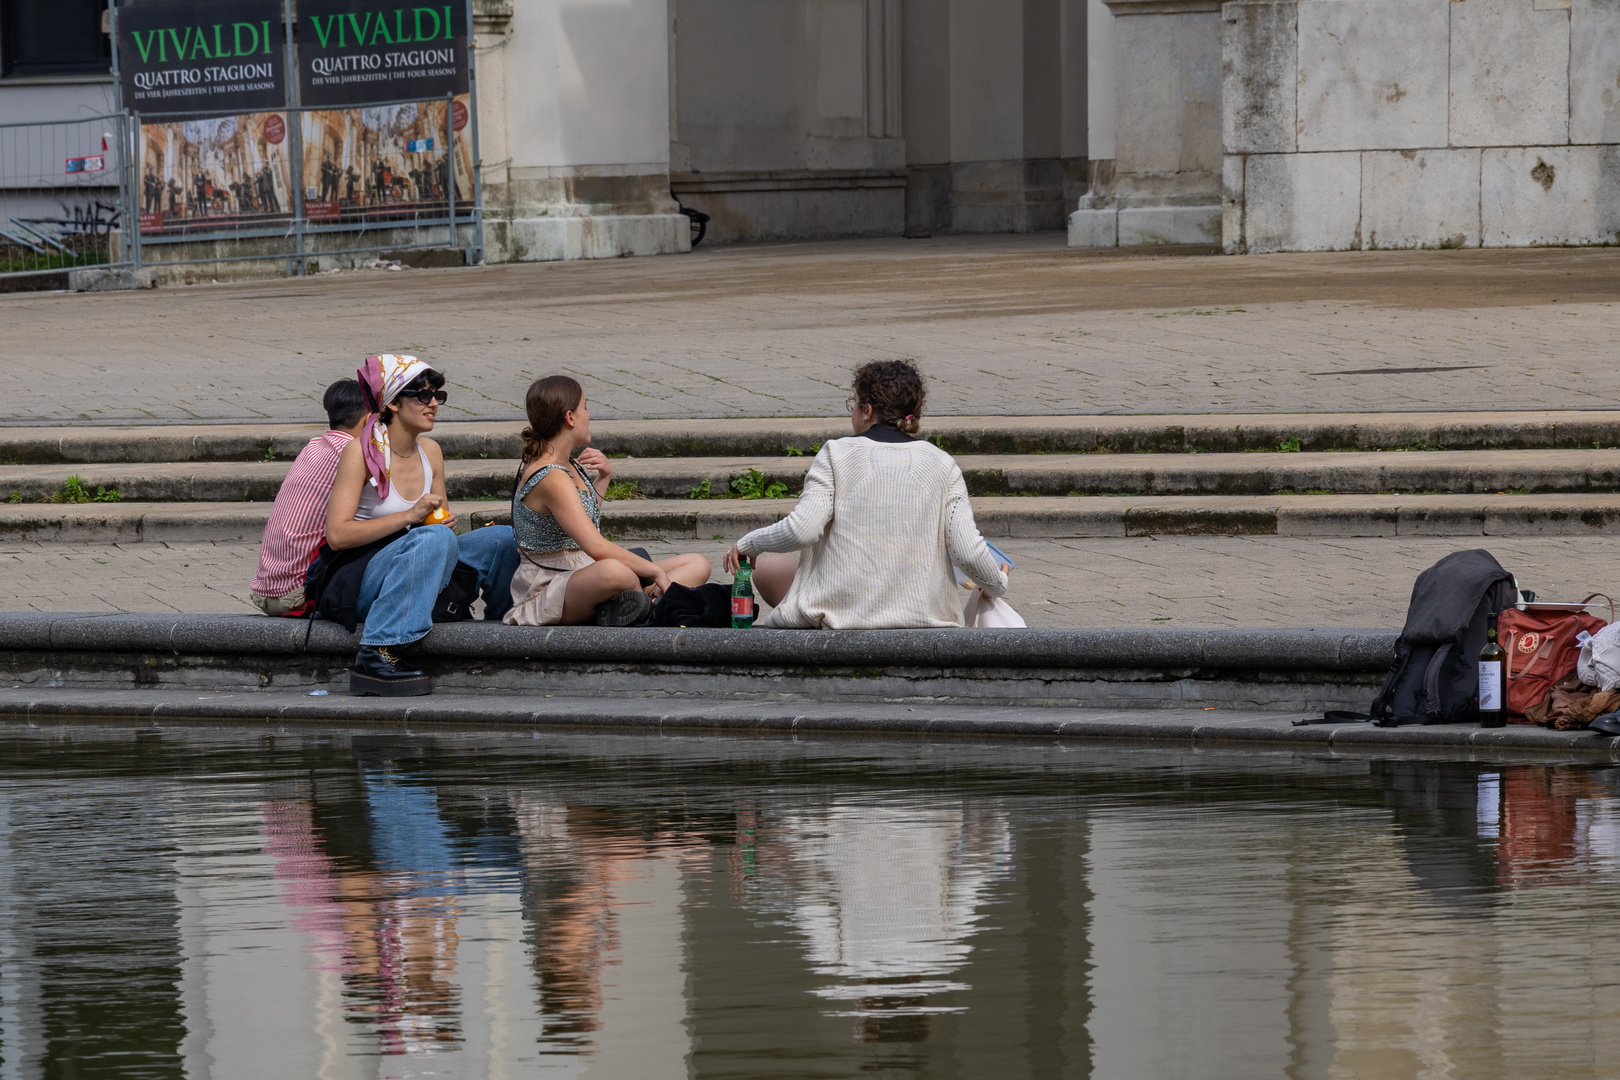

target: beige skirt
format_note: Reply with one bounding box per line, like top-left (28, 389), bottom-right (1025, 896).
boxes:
top-left (503, 547), bottom-right (596, 626)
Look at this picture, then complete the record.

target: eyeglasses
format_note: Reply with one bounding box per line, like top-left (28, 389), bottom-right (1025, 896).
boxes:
top-left (400, 388), bottom-right (448, 405)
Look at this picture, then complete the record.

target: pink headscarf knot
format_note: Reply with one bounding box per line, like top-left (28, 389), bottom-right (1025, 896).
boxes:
top-left (357, 353), bottom-right (430, 499)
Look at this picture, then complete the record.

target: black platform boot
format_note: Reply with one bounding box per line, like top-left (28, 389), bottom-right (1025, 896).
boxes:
top-left (350, 644), bottom-right (432, 697)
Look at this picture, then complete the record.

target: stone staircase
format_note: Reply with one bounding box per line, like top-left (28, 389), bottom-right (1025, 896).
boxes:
top-left (4, 412), bottom-right (1620, 543)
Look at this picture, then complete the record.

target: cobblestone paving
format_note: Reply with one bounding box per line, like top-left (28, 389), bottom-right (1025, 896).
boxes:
top-left (6, 237), bottom-right (1620, 426)
top-left (10, 535), bottom-right (1617, 628)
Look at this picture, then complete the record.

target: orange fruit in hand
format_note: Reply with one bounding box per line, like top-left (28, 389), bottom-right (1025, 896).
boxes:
top-left (424, 506), bottom-right (451, 525)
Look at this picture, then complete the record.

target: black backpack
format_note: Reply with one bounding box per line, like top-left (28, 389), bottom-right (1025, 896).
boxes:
top-left (1369, 549), bottom-right (1518, 726)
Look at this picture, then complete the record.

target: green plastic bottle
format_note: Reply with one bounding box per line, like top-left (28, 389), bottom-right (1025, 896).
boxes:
top-left (731, 558), bottom-right (755, 628)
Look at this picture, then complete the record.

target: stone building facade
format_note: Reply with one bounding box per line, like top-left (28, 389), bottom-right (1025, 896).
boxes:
top-left (1072, 0), bottom-right (1620, 251)
top-left (469, 0), bottom-right (1091, 260)
top-left (3, 0), bottom-right (1612, 259)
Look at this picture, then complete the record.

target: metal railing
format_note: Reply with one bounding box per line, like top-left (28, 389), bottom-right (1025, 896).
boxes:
top-left (0, 113), bottom-right (133, 280)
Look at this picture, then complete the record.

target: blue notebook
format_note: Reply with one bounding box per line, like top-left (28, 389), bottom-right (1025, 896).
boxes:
top-left (953, 542), bottom-right (1014, 587)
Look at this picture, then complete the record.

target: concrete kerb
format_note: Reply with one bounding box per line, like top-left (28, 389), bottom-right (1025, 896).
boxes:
top-left (2, 687), bottom-right (1616, 756)
top-left (6, 410), bottom-right (1620, 463)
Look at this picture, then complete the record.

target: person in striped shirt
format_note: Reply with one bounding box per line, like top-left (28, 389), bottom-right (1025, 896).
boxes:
top-left (250, 380), bottom-right (371, 616)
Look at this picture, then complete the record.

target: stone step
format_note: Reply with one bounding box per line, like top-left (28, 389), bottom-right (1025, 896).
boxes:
top-left (6, 493), bottom-right (1620, 542)
top-left (0, 688), bottom-right (1598, 752)
top-left (5, 448), bottom-right (1620, 503)
top-left (4, 409), bottom-right (1620, 464)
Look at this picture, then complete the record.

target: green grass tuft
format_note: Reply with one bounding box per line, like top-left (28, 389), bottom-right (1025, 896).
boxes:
top-left (43, 476), bottom-right (122, 504)
top-left (732, 469), bottom-right (788, 500)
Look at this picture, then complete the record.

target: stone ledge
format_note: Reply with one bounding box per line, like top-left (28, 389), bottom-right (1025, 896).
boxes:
top-left (0, 613), bottom-right (1394, 670)
top-left (2, 688), bottom-right (1613, 757)
top-left (0, 615), bottom-right (1395, 713)
top-left (1104, 0), bottom-right (1223, 13)
top-left (671, 169), bottom-right (908, 194)
top-left (67, 268), bottom-right (156, 292)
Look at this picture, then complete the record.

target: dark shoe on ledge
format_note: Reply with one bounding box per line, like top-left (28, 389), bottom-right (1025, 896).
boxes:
top-left (595, 589), bottom-right (653, 627)
top-left (350, 644), bottom-right (432, 696)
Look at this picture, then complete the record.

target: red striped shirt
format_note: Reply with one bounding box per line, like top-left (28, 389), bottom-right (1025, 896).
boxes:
top-left (251, 431), bottom-right (354, 598)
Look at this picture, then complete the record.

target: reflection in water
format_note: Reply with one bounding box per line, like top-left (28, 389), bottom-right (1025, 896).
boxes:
top-left (754, 803), bottom-right (1011, 1040)
top-left (3, 728), bottom-right (1620, 1077)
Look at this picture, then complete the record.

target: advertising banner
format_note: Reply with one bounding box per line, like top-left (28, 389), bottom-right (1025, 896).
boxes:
top-left (297, 0), bottom-right (468, 108)
top-left (138, 113), bottom-right (293, 234)
top-left (298, 96), bottom-right (472, 224)
top-left (117, 0), bottom-right (287, 120)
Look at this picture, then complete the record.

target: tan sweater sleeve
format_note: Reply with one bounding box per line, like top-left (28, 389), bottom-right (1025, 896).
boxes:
top-left (944, 467), bottom-right (1008, 597)
top-left (737, 446), bottom-right (835, 558)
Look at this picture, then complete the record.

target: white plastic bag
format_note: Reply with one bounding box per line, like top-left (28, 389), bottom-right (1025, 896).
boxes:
top-left (963, 590), bottom-right (1027, 628)
top-left (1578, 621), bottom-right (1620, 691)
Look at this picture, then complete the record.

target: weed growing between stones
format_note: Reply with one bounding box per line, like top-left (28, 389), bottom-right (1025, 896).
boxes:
top-left (732, 469), bottom-right (788, 500)
top-left (688, 478), bottom-right (712, 499)
top-left (1242, 437), bottom-right (1303, 453)
top-left (43, 477), bottom-right (121, 503)
top-left (605, 479), bottom-right (644, 500)
top-left (6, 490), bottom-right (20, 503)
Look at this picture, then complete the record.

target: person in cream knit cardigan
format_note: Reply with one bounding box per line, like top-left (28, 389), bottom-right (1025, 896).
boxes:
top-left (723, 360), bottom-right (1009, 629)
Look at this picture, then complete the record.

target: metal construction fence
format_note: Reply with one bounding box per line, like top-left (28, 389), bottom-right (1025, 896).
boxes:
top-left (0, 97), bottom-right (482, 281)
top-left (133, 93), bottom-right (483, 276)
top-left (0, 114), bottom-right (133, 281)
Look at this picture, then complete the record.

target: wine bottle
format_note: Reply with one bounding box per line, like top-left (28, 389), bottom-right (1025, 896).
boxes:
top-left (1478, 613), bottom-right (1506, 727)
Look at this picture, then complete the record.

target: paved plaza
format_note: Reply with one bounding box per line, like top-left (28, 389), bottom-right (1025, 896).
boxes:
top-left (9, 534), bottom-right (1615, 629)
top-left (8, 236), bottom-right (1620, 630)
top-left (6, 236), bottom-right (1620, 425)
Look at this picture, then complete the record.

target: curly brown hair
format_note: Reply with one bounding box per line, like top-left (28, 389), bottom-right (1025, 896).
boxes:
top-left (851, 359), bottom-right (926, 435)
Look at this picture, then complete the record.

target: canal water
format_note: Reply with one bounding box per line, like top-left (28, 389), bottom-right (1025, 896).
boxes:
top-left (0, 724), bottom-right (1617, 1079)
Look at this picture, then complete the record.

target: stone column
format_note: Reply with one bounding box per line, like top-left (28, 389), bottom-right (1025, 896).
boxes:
top-left (1068, 0), bottom-right (1222, 246)
top-left (478, 0), bottom-right (689, 262)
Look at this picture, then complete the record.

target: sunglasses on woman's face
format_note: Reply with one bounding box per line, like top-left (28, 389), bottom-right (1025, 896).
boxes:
top-left (401, 388), bottom-right (448, 405)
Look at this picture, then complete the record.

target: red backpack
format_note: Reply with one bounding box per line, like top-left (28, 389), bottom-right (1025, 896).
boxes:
top-left (1500, 595), bottom-right (1613, 721)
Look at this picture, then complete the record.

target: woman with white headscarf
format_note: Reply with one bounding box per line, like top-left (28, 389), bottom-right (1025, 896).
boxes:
top-left (320, 354), bottom-right (499, 695)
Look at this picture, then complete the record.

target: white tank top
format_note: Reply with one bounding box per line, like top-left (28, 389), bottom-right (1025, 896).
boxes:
top-left (356, 451), bottom-right (433, 520)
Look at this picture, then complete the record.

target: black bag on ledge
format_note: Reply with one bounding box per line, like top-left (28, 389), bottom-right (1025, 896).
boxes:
top-left (650, 582), bottom-right (734, 628)
top-left (1368, 549), bottom-right (1518, 727)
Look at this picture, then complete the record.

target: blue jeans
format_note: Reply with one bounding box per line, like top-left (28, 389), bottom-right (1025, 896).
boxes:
top-left (456, 524), bottom-right (520, 621)
top-left (356, 526), bottom-right (459, 647)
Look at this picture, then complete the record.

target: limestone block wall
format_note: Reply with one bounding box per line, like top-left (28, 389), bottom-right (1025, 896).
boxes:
top-left (1223, 0), bottom-right (1620, 253)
